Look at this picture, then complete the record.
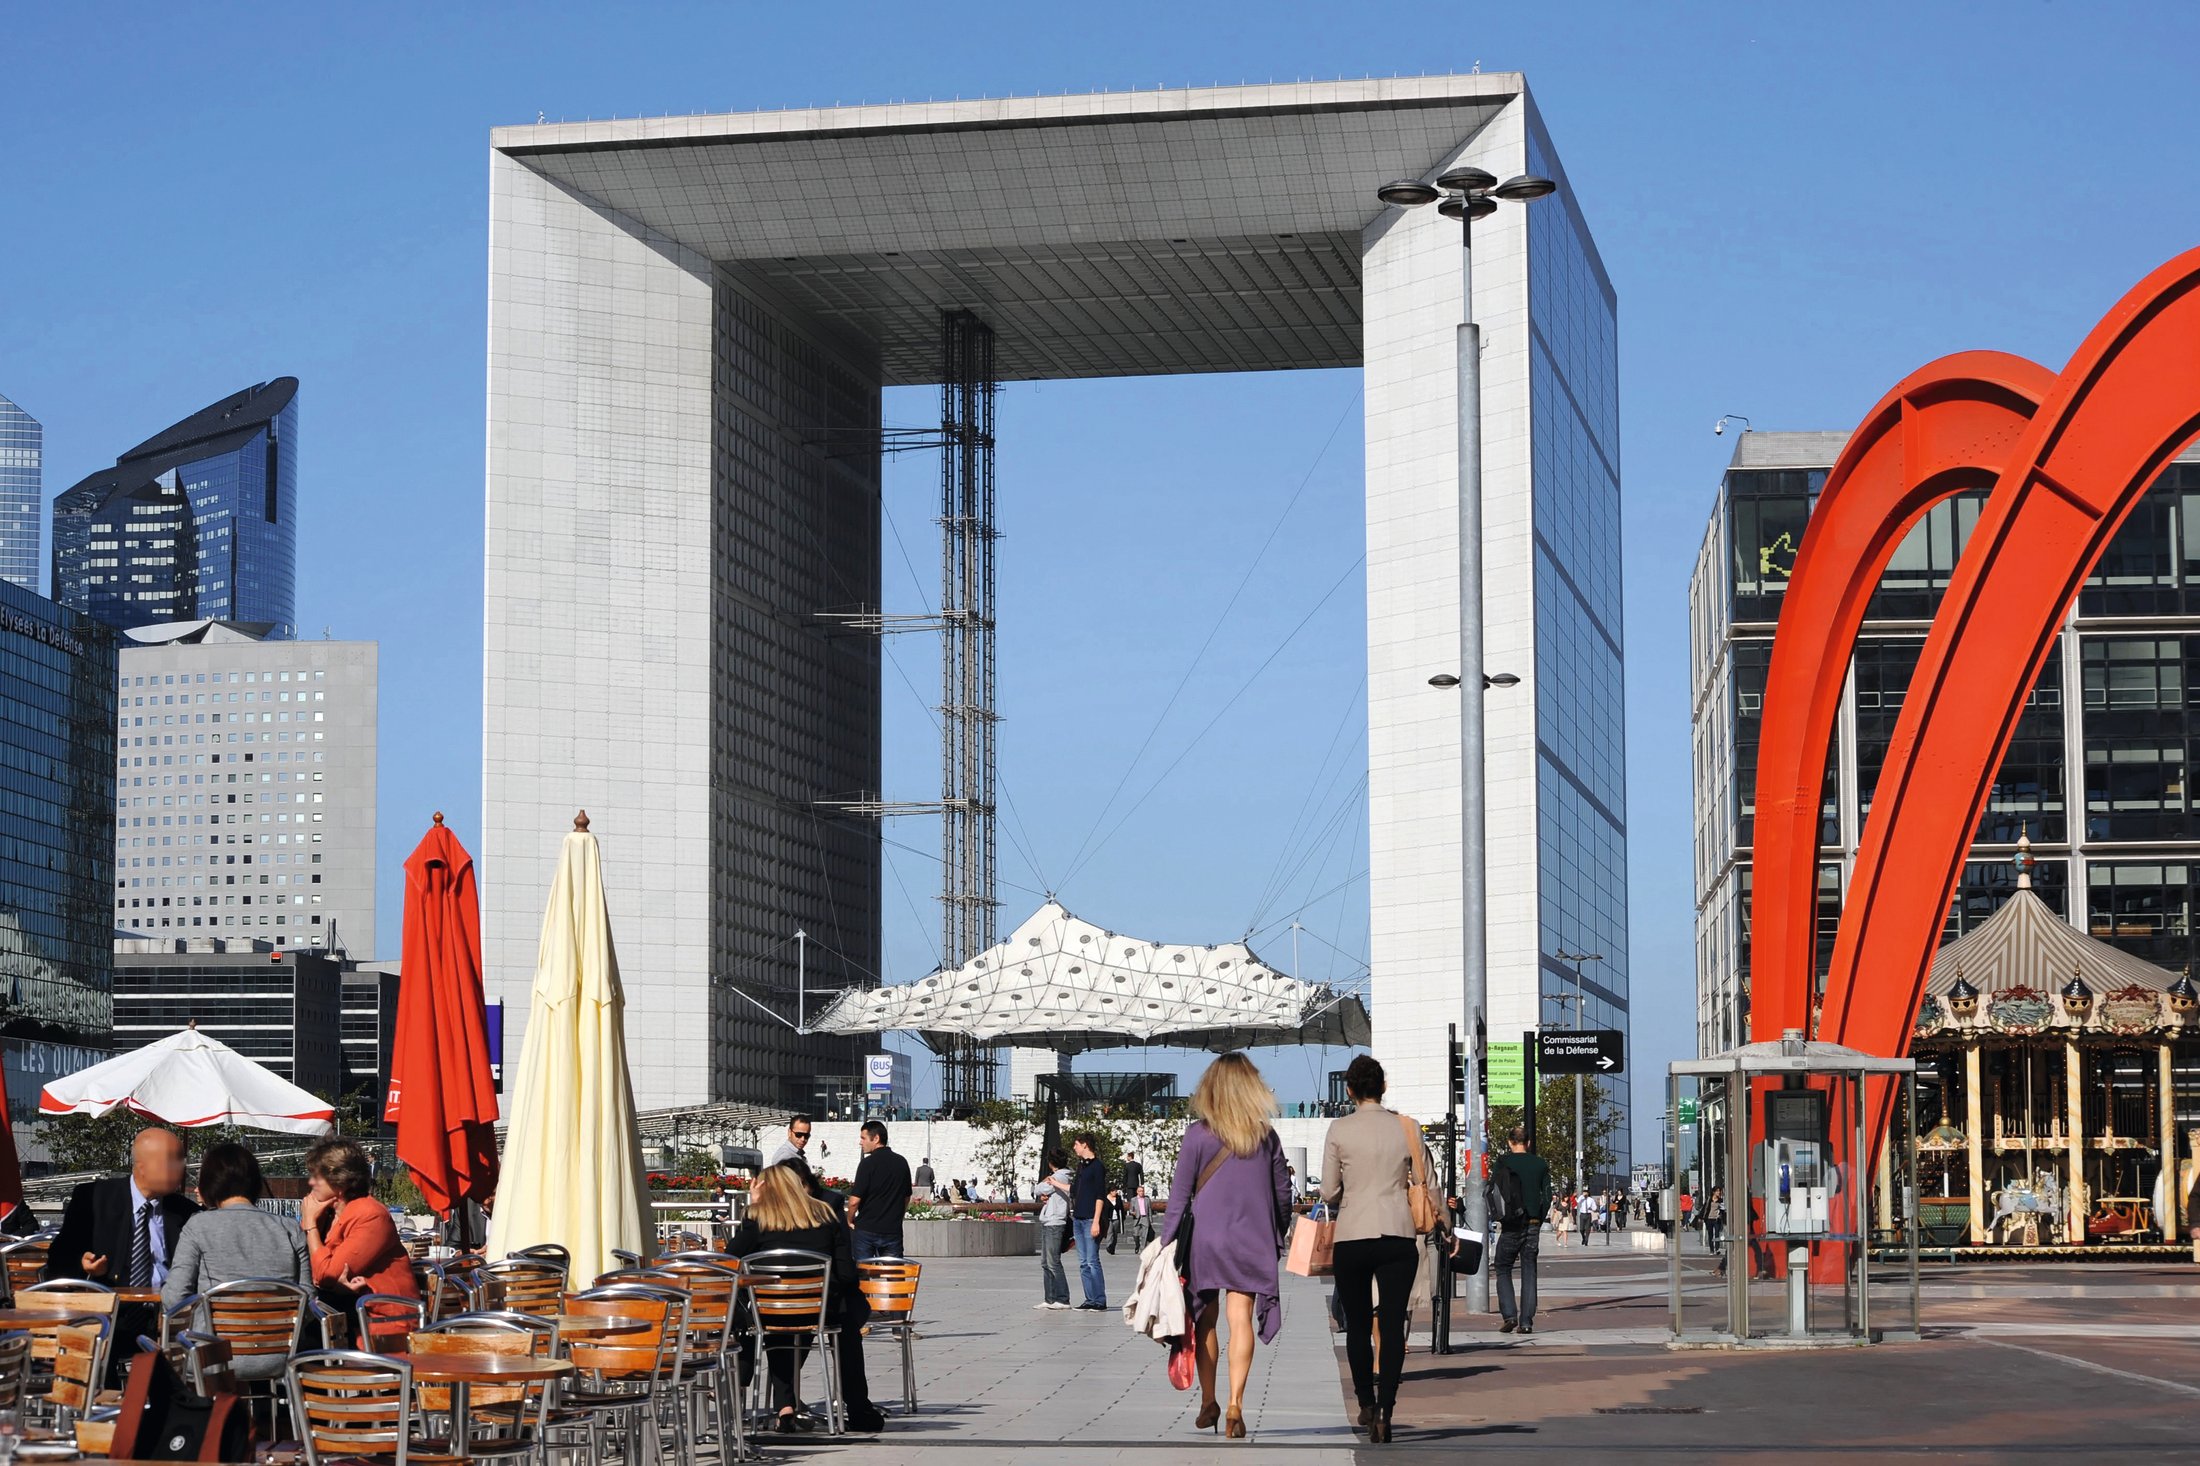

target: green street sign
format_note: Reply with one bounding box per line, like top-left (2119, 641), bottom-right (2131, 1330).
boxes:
top-left (1677, 1098), bottom-right (1699, 1125)
top-left (1487, 1042), bottom-right (1526, 1106)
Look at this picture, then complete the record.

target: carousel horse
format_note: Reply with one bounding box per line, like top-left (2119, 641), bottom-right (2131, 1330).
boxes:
top-left (1987, 1173), bottom-right (2067, 1245)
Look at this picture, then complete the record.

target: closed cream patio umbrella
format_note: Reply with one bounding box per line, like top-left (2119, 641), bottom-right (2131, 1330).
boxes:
top-left (488, 812), bottom-right (650, 1280)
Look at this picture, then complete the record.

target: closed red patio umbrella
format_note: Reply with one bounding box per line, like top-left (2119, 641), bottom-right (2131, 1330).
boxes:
top-left (386, 813), bottom-right (500, 1218)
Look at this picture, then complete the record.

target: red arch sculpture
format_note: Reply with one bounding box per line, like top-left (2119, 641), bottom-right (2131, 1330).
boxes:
top-left (1749, 248), bottom-right (2200, 1218)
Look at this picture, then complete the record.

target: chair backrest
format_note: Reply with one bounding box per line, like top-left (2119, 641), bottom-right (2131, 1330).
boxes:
top-left (509, 1243), bottom-right (571, 1270)
top-left (739, 1250), bottom-right (831, 1342)
top-left (0, 1331), bottom-right (31, 1410)
top-left (197, 1278), bottom-right (311, 1367)
top-left (421, 1263), bottom-right (480, 1323)
top-left (171, 1330), bottom-right (240, 1399)
top-left (19, 1279), bottom-right (118, 1315)
top-left (608, 1248), bottom-right (642, 1269)
top-left (857, 1258), bottom-right (921, 1325)
top-left (45, 1323), bottom-right (103, 1420)
top-left (0, 1239), bottom-right (48, 1301)
top-left (411, 1315), bottom-right (553, 1412)
top-left (479, 1259), bottom-right (566, 1315)
top-left (287, 1349), bottom-right (417, 1464)
top-left (565, 1284), bottom-right (687, 1385)
top-left (658, 1250), bottom-right (741, 1272)
top-left (651, 1262), bottom-right (740, 1358)
top-left (355, 1293), bottom-right (426, 1354)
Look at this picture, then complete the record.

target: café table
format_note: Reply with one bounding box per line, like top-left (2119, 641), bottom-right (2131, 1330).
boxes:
top-left (535, 1314), bottom-right (650, 1340)
top-left (395, 1351), bottom-right (572, 1460)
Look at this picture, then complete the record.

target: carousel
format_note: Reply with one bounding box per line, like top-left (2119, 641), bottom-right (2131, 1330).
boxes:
top-left (1910, 837), bottom-right (2200, 1252)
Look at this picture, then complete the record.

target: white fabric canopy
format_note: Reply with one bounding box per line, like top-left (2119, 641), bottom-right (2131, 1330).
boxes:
top-left (488, 828), bottom-right (651, 1282)
top-left (39, 1027), bottom-right (335, 1137)
top-left (808, 902), bottom-right (1370, 1054)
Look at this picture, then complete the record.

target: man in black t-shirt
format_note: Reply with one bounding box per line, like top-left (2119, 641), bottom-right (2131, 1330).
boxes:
top-left (847, 1120), bottom-right (913, 1260)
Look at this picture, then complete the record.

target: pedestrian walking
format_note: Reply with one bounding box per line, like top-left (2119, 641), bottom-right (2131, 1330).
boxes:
top-left (1576, 1190), bottom-right (1594, 1246)
top-left (913, 1157), bottom-right (936, 1199)
top-left (1162, 1053), bottom-right (1292, 1442)
top-left (1320, 1054), bottom-right (1440, 1445)
top-left (1107, 1151), bottom-right (1148, 1253)
top-left (846, 1120), bottom-right (912, 1260)
top-left (1490, 1125), bottom-right (1552, 1336)
top-left (1705, 1185), bottom-right (1728, 1272)
top-left (1070, 1133), bottom-right (1112, 1309)
top-left (1035, 1149), bottom-right (1073, 1310)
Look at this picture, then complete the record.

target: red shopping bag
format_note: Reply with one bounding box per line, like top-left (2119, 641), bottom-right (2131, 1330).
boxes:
top-left (1167, 1333), bottom-right (1197, 1390)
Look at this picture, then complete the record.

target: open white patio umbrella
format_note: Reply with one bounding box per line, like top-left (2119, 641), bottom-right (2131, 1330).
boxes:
top-left (40, 1025), bottom-right (335, 1137)
top-left (488, 813), bottom-right (650, 1281)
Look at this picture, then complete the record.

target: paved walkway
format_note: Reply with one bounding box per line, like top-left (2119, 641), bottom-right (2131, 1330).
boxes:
top-left (761, 1245), bottom-right (1359, 1463)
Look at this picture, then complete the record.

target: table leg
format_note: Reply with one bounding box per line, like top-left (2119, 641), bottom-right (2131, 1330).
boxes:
top-left (450, 1379), bottom-right (471, 1460)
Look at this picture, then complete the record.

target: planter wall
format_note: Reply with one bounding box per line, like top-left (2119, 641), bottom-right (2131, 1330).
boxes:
top-left (902, 1217), bottom-right (1035, 1258)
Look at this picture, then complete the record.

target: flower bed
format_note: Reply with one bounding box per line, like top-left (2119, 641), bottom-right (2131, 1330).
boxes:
top-left (902, 1216), bottom-right (1036, 1258)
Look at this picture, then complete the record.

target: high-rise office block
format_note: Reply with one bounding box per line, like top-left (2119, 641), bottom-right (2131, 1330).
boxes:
top-left (0, 395), bottom-right (41, 591)
top-left (110, 623), bottom-right (375, 956)
top-left (112, 940), bottom-right (343, 1097)
top-left (0, 578), bottom-right (116, 1126)
top-left (1692, 431), bottom-right (2200, 1090)
top-left (482, 78), bottom-right (1628, 1142)
top-left (53, 379), bottom-right (298, 638)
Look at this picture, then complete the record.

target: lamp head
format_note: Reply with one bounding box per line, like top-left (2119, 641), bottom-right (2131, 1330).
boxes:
top-left (1491, 174), bottom-right (1557, 202)
top-left (1435, 165), bottom-right (1498, 194)
top-left (1439, 194), bottom-right (1498, 222)
top-left (1376, 179), bottom-right (1439, 208)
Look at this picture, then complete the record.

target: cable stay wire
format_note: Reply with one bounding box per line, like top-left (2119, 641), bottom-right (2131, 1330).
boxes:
top-left (1058, 548), bottom-right (1367, 891)
top-left (1250, 772), bottom-right (1370, 939)
top-left (1247, 867), bottom-right (1370, 944)
top-left (1246, 671), bottom-right (1366, 931)
top-left (1054, 387), bottom-right (1362, 889)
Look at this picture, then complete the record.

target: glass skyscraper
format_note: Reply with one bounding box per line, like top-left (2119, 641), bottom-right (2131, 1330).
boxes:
top-left (0, 577), bottom-right (117, 1127)
top-left (52, 379), bottom-right (298, 638)
top-left (0, 395), bottom-right (40, 591)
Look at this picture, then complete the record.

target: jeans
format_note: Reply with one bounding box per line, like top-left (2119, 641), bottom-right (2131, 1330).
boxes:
top-left (1331, 1235), bottom-right (1419, 1411)
top-left (852, 1228), bottom-right (904, 1261)
top-left (1039, 1224), bottom-right (1070, 1304)
top-left (1074, 1217), bottom-right (1106, 1305)
top-left (1494, 1224), bottom-right (1541, 1324)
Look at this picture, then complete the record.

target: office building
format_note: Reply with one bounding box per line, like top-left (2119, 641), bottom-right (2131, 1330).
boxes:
top-left (0, 579), bottom-right (115, 1125)
top-left (111, 623), bottom-right (375, 955)
top-left (481, 76), bottom-right (1628, 1141)
top-left (52, 379), bottom-right (298, 638)
top-left (341, 960), bottom-right (401, 1124)
top-left (112, 940), bottom-right (343, 1098)
top-left (0, 394), bottom-right (40, 591)
top-left (1692, 431), bottom-right (2200, 1058)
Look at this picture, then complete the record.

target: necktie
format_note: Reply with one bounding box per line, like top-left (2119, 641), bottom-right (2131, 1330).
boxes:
top-left (131, 1202), bottom-right (153, 1287)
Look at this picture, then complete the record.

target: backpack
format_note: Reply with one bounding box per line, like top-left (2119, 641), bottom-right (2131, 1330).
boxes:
top-left (112, 1347), bottom-right (254, 1463)
top-left (1491, 1157), bottom-right (1532, 1229)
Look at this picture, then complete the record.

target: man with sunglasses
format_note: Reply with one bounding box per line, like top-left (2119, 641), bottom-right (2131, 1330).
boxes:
top-left (767, 1114), bottom-right (815, 1169)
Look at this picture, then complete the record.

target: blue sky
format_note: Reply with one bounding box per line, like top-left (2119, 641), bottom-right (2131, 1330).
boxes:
top-left (8, 2), bottom-right (2200, 1150)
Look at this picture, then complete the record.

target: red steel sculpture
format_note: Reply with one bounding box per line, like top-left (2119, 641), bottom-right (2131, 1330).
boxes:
top-left (1748, 247), bottom-right (2200, 1250)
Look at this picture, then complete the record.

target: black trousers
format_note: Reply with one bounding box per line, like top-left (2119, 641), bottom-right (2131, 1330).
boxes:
top-left (762, 1292), bottom-right (873, 1415)
top-left (1331, 1235), bottom-right (1419, 1412)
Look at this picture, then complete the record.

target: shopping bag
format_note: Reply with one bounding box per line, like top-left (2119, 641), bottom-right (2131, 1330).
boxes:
top-left (1166, 1332), bottom-right (1197, 1390)
top-left (1284, 1212), bottom-right (1336, 1277)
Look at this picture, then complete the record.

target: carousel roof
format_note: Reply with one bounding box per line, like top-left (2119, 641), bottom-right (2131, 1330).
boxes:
top-left (806, 901), bottom-right (1371, 1055)
top-left (1927, 883), bottom-right (2182, 997)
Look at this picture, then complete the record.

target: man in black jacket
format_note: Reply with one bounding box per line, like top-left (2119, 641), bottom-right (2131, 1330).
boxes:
top-left (48, 1127), bottom-right (199, 1371)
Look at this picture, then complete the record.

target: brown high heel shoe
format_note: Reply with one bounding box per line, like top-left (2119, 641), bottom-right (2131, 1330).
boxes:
top-left (1224, 1410), bottom-right (1247, 1440)
top-left (1194, 1401), bottom-right (1220, 1432)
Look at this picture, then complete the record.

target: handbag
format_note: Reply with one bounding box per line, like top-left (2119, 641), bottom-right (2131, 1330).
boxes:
top-left (111, 1347), bottom-right (253, 1463)
top-left (1399, 1114), bottom-right (1443, 1235)
top-left (1166, 1332), bottom-right (1197, 1390)
top-left (1284, 1204), bottom-right (1335, 1278)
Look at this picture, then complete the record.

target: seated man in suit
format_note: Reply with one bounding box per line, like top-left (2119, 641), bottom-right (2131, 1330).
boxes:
top-left (46, 1127), bottom-right (200, 1362)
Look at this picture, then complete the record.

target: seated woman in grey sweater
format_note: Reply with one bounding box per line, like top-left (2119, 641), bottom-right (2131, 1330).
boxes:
top-left (161, 1141), bottom-right (311, 1347)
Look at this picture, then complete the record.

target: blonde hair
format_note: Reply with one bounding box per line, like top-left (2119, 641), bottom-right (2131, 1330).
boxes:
top-left (748, 1162), bottom-right (838, 1232)
top-left (1189, 1052), bottom-right (1277, 1158)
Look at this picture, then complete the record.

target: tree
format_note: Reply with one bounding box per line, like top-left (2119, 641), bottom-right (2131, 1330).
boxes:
top-left (965, 1099), bottom-right (1038, 1197)
top-left (41, 1110), bottom-right (139, 1175)
top-left (1487, 1075), bottom-right (1622, 1199)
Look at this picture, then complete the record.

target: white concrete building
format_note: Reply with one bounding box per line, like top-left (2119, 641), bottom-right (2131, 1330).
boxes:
top-left (483, 77), bottom-right (1626, 1149)
top-left (112, 621), bottom-right (376, 957)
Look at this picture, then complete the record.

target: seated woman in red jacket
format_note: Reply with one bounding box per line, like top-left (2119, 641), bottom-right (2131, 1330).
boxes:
top-left (723, 1163), bottom-right (885, 1435)
top-left (299, 1138), bottom-right (420, 1328)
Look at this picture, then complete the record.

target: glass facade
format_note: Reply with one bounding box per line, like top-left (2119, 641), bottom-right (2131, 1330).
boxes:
top-left (1526, 118), bottom-right (1630, 1167)
top-left (52, 380), bottom-right (297, 638)
top-left (1692, 438), bottom-right (2200, 1060)
top-left (0, 578), bottom-right (117, 1126)
top-left (111, 948), bottom-right (342, 1096)
top-left (0, 395), bottom-right (40, 592)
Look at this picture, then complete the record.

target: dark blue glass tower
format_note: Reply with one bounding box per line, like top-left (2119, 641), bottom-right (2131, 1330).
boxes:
top-left (53, 379), bottom-right (298, 638)
top-left (0, 394), bottom-right (39, 592)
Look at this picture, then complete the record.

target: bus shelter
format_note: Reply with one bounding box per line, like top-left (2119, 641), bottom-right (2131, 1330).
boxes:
top-left (1668, 1031), bottom-right (1921, 1348)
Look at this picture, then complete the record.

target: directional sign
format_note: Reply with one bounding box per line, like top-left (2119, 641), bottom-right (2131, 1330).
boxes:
top-left (1677, 1098), bottom-right (1698, 1126)
top-left (1537, 1029), bottom-right (1625, 1076)
top-left (1486, 1042), bottom-right (1526, 1106)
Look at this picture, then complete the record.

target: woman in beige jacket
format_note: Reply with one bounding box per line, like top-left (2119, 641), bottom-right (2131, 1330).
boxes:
top-left (1319, 1054), bottom-right (1430, 1443)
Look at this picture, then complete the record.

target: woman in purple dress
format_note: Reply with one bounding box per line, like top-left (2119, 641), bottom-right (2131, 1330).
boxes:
top-left (1160, 1052), bottom-right (1293, 1440)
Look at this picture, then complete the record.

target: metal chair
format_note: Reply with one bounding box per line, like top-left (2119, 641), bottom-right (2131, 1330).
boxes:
top-left (552, 1284), bottom-right (691, 1466)
top-left (16, 1280), bottom-right (116, 1421)
top-left (286, 1349), bottom-right (451, 1466)
top-left (410, 1314), bottom-right (558, 1463)
top-left (356, 1293), bottom-right (429, 1355)
top-left (508, 1243), bottom-right (571, 1271)
top-left (856, 1258), bottom-right (922, 1414)
top-left (608, 1249), bottom-right (642, 1270)
top-left (479, 1258), bottom-right (567, 1317)
top-left (186, 1277), bottom-right (313, 1384)
top-left (0, 1237), bottom-right (50, 1302)
top-left (739, 1250), bottom-right (841, 1436)
top-left (643, 1260), bottom-right (748, 1465)
top-left (423, 1262), bottom-right (483, 1323)
top-left (0, 1331), bottom-right (31, 1412)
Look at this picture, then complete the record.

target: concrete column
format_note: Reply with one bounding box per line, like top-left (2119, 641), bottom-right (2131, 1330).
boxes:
top-left (2161, 1043), bottom-right (2179, 1240)
top-left (1965, 1044), bottom-right (1986, 1244)
top-left (2065, 1042), bottom-right (2086, 1245)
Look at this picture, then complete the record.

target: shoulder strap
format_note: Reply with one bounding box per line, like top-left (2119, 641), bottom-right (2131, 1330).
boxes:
top-left (1191, 1143), bottom-right (1230, 1200)
top-left (1398, 1114), bottom-right (1429, 1187)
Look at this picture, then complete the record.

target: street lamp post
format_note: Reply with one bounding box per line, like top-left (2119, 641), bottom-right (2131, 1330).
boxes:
top-left (1554, 950), bottom-right (1604, 1195)
top-left (1378, 164), bottom-right (1555, 1314)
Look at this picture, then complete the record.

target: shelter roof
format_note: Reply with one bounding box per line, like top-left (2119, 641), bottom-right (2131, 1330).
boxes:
top-left (492, 76), bottom-right (1538, 383)
top-left (1927, 885), bottom-right (2182, 997)
top-left (806, 901), bottom-right (1369, 1055)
